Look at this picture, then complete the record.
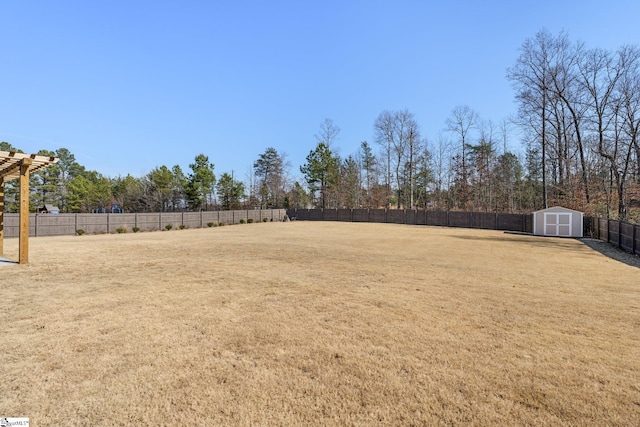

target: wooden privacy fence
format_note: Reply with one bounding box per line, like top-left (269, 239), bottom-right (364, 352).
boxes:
top-left (286, 208), bottom-right (534, 233)
top-left (592, 218), bottom-right (640, 257)
top-left (5, 207), bottom-right (637, 257)
top-left (2, 209), bottom-right (287, 238)
top-left (286, 208), bottom-right (640, 257)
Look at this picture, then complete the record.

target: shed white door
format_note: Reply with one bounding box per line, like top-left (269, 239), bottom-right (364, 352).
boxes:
top-left (544, 212), bottom-right (572, 236)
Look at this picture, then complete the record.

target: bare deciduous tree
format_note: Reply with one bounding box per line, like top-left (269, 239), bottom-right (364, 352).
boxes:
top-left (446, 105), bottom-right (477, 209)
top-left (374, 109), bottom-right (421, 208)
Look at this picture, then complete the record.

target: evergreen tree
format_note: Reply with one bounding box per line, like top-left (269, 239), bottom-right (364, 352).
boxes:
top-left (186, 154), bottom-right (215, 210)
top-left (67, 171), bottom-right (111, 212)
top-left (253, 147), bottom-right (287, 208)
top-left (216, 172), bottom-right (246, 210)
top-left (300, 142), bottom-right (339, 208)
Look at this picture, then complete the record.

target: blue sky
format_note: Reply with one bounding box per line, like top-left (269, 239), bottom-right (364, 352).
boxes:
top-left (2, 1), bottom-right (639, 182)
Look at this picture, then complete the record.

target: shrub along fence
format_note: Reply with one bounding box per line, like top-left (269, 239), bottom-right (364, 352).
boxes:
top-left (2, 209), bottom-right (287, 238)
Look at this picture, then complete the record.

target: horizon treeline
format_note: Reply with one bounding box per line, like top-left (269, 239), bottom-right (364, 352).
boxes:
top-left (2, 29), bottom-right (639, 222)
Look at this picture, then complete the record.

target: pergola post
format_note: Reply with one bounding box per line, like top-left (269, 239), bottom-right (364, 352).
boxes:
top-left (19, 158), bottom-right (33, 264)
top-left (0, 151), bottom-right (57, 264)
top-left (0, 177), bottom-right (4, 256)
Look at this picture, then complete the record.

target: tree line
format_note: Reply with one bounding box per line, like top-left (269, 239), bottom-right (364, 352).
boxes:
top-left (508, 29), bottom-right (640, 221)
top-left (2, 29), bottom-right (639, 221)
top-left (0, 141), bottom-right (290, 214)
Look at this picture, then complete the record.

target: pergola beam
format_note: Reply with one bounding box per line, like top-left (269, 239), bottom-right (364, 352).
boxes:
top-left (0, 162), bottom-right (22, 179)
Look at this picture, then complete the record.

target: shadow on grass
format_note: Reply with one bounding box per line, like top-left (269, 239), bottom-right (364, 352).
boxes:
top-left (449, 231), bottom-right (582, 251)
top-left (0, 257), bottom-right (18, 267)
top-left (579, 238), bottom-right (640, 269)
top-left (449, 232), bottom-right (640, 267)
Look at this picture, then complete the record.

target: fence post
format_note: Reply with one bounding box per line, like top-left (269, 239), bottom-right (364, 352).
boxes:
top-left (75, 213), bottom-right (78, 234)
top-left (598, 218), bottom-right (602, 240)
top-left (633, 223), bottom-right (637, 256)
top-left (34, 213), bottom-right (38, 237)
top-left (107, 213), bottom-right (110, 233)
top-left (159, 212), bottom-right (162, 230)
top-left (618, 220), bottom-right (622, 250)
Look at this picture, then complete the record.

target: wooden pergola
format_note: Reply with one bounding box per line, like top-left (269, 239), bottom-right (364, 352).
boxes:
top-left (0, 150), bottom-right (59, 264)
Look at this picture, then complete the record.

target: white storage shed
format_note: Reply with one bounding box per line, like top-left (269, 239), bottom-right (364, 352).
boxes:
top-left (533, 206), bottom-right (583, 238)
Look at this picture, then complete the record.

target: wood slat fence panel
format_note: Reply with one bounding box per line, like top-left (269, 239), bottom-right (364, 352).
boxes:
top-left (2, 209), bottom-right (286, 237)
top-left (448, 211), bottom-right (471, 228)
top-left (286, 209), bottom-right (534, 233)
top-left (369, 209), bottom-right (386, 223)
top-left (337, 209), bottom-right (352, 222)
top-left (386, 209), bottom-right (405, 224)
top-left (352, 209), bottom-right (369, 222)
top-left (426, 211), bottom-right (449, 226)
top-left (323, 209), bottom-right (338, 221)
top-left (591, 218), bottom-right (639, 257)
top-left (620, 222), bottom-right (635, 253)
top-left (405, 209), bottom-right (418, 225)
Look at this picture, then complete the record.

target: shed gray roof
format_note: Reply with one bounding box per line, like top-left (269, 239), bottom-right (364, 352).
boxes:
top-left (533, 206), bottom-right (583, 214)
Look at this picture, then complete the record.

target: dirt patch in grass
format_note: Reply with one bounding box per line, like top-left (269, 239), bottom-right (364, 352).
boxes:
top-left (1, 222), bottom-right (639, 426)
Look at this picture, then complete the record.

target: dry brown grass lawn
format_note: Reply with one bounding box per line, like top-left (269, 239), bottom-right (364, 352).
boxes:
top-left (1, 222), bottom-right (639, 426)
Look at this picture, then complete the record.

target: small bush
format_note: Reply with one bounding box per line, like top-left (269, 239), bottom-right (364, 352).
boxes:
top-left (165, 224), bottom-right (173, 230)
top-left (207, 222), bottom-right (215, 228)
top-left (132, 227), bottom-right (140, 233)
top-left (239, 219), bottom-right (246, 224)
top-left (218, 222), bottom-right (224, 227)
top-left (116, 227), bottom-right (127, 234)
top-left (247, 218), bottom-right (254, 224)
top-left (179, 224), bottom-right (186, 230)
top-left (263, 217), bottom-right (269, 222)
top-left (76, 229), bottom-right (85, 236)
